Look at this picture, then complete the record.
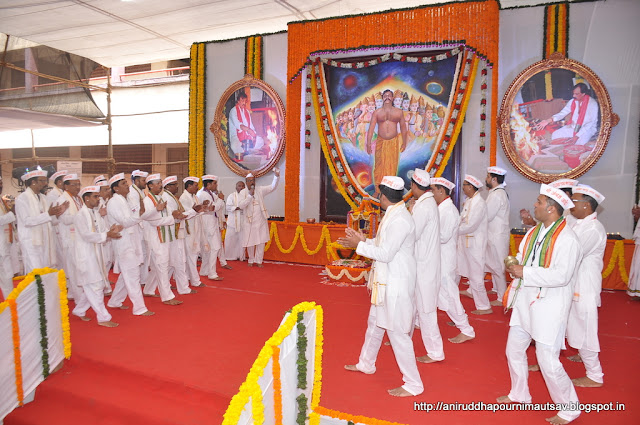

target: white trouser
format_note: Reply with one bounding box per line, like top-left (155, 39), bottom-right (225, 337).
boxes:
top-left (467, 267), bottom-right (490, 310)
top-left (247, 243), bottom-right (266, 265)
top-left (183, 238), bottom-right (202, 286)
top-left (11, 242), bottom-right (23, 276)
top-left (552, 125), bottom-right (595, 146)
top-left (355, 305), bottom-right (424, 396)
top-left (506, 325), bottom-right (580, 422)
top-left (78, 280), bottom-right (112, 322)
top-left (413, 295), bottom-right (444, 361)
top-left (143, 244), bottom-right (175, 302)
top-left (218, 243), bottom-right (227, 266)
top-left (63, 245), bottom-right (85, 304)
top-left (107, 264), bottom-right (148, 315)
top-left (439, 270), bottom-right (475, 337)
top-left (578, 348), bottom-right (603, 383)
top-left (140, 238), bottom-right (149, 283)
top-left (486, 263), bottom-right (507, 299)
top-left (199, 236), bottom-right (219, 276)
top-left (0, 254), bottom-right (14, 299)
top-left (168, 239), bottom-right (191, 294)
top-left (224, 226), bottom-right (245, 260)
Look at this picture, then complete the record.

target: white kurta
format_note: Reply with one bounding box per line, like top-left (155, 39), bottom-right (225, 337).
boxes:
top-left (15, 187), bottom-right (56, 272)
top-left (239, 175), bottom-right (279, 247)
top-left (509, 220), bottom-right (582, 346)
top-left (141, 193), bottom-right (176, 301)
top-left (566, 212), bottom-right (606, 352)
top-left (74, 206), bottom-right (112, 322)
top-left (106, 193), bottom-right (148, 315)
top-left (128, 184), bottom-right (149, 281)
top-left (628, 221), bottom-right (640, 298)
top-left (551, 97), bottom-right (599, 145)
top-left (356, 202), bottom-right (417, 333)
top-left (485, 184), bottom-right (510, 298)
top-left (46, 186), bottom-right (64, 269)
top-left (179, 191), bottom-right (205, 285)
top-left (225, 190), bottom-right (245, 260)
top-left (0, 201), bottom-right (16, 298)
top-left (436, 197), bottom-right (475, 337)
top-left (411, 192), bottom-right (443, 360)
top-left (229, 105), bottom-right (255, 154)
top-left (54, 191), bottom-right (84, 300)
top-left (196, 188), bottom-right (224, 277)
top-left (163, 190), bottom-right (195, 294)
top-left (457, 191), bottom-right (490, 310)
top-left (354, 202), bottom-right (423, 396)
top-left (506, 219), bottom-right (582, 421)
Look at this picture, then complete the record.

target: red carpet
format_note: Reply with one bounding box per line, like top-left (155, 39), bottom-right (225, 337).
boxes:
top-left (4, 263), bottom-right (640, 424)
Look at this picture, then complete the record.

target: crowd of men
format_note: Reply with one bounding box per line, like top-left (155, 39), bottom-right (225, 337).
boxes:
top-left (338, 168), bottom-right (608, 425)
top-left (0, 167), bottom-right (279, 328)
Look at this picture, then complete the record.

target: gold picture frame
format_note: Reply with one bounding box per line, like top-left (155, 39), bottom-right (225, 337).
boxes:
top-left (210, 74), bottom-right (286, 177)
top-left (498, 53), bottom-right (619, 183)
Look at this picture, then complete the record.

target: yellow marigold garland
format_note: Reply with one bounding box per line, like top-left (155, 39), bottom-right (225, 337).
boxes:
top-left (264, 222), bottom-right (336, 259)
top-left (310, 306), bottom-right (323, 410)
top-left (602, 240), bottom-right (629, 284)
top-left (189, 43), bottom-right (206, 178)
top-left (57, 269), bottom-right (71, 358)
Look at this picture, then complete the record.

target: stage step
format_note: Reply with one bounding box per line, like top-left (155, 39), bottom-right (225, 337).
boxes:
top-left (4, 355), bottom-right (230, 425)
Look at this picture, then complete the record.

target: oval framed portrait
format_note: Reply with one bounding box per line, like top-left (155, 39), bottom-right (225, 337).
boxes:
top-left (498, 54), bottom-right (619, 183)
top-left (210, 74), bottom-right (286, 178)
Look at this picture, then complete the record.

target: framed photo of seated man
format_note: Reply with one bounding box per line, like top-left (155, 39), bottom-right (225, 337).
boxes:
top-left (498, 53), bottom-right (619, 183)
top-left (210, 74), bottom-right (286, 177)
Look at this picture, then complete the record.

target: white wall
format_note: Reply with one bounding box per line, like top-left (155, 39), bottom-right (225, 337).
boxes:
top-left (496, 0), bottom-right (640, 237)
top-left (204, 33), bottom-right (287, 217)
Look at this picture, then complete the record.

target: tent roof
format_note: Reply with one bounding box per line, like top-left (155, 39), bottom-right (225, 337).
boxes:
top-left (0, 0), bottom-right (571, 68)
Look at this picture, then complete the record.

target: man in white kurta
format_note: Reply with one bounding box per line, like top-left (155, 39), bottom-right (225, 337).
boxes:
top-left (229, 91), bottom-right (257, 156)
top-left (74, 186), bottom-right (121, 327)
top-left (225, 181), bottom-right (246, 261)
top-left (106, 173), bottom-right (153, 316)
top-left (95, 179), bottom-right (114, 294)
top-left (128, 170), bottom-right (149, 283)
top-left (179, 177), bottom-right (207, 288)
top-left (15, 170), bottom-right (66, 273)
top-left (162, 176), bottom-right (197, 295)
top-left (341, 176), bottom-right (423, 397)
top-left (0, 177), bottom-right (16, 299)
top-left (46, 169), bottom-right (67, 269)
top-left (566, 185), bottom-right (607, 388)
top-left (457, 174), bottom-right (491, 314)
top-left (140, 174), bottom-right (183, 305)
top-left (197, 175), bottom-right (225, 280)
top-left (628, 205), bottom-right (640, 299)
top-left (535, 83), bottom-right (599, 146)
top-left (499, 184), bottom-right (582, 424)
top-left (54, 174), bottom-right (86, 306)
top-left (431, 177), bottom-right (475, 344)
top-left (484, 166), bottom-right (511, 305)
top-left (410, 169), bottom-right (444, 363)
top-left (239, 169), bottom-right (280, 267)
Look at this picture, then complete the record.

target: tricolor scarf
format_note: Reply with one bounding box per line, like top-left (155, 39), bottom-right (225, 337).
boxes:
top-left (163, 190), bottom-right (189, 238)
top-left (236, 106), bottom-right (252, 141)
top-left (147, 192), bottom-right (173, 243)
top-left (565, 95), bottom-right (590, 135)
top-left (503, 218), bottom-right (566, 311)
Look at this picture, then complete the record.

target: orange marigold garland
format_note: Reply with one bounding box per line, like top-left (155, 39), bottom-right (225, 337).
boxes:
top-left (272, 346), bottom-right (283, 425)
top-left (8, 298), bottom-right (24, 406)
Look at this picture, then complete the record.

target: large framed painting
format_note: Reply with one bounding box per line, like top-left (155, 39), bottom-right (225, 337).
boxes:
top-left (210, 74), bottom-right (285, 177)
top-left (498, 53), bottom-right (618, 183)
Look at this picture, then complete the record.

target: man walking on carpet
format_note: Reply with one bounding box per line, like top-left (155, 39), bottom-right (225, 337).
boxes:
top-left (498, 184), bottom-right (582, 424)
top-left (484, 166), bottom-right (511, 305)
top-left (339, 176), bottom-right (423, 397)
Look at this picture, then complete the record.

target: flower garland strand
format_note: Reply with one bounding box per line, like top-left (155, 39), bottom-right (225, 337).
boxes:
top-left (188, 43), bottom-right (206, 178)
top-left (310, 305), bottom-right (324, 411)
top-left (479, 61), bottom-right (488, 153)
top-left (296, 312), bottom-right (308, 390)
top-left (272, 346), bottom-right (283, 425)
top-left (56, 269), bottom-right (72, 359)
top-left (264, 222), bottom-right (338, 260)
top-left (543, 3), bottom-right (569, 59)
top-left (312, 405), bottom-right (409, 425)
top-left (35, 274), bottom-right (50, 378)
top-left (8, 298), bottom-right (24, 406)
top-left (304, 68), bottom-right (312, 149)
